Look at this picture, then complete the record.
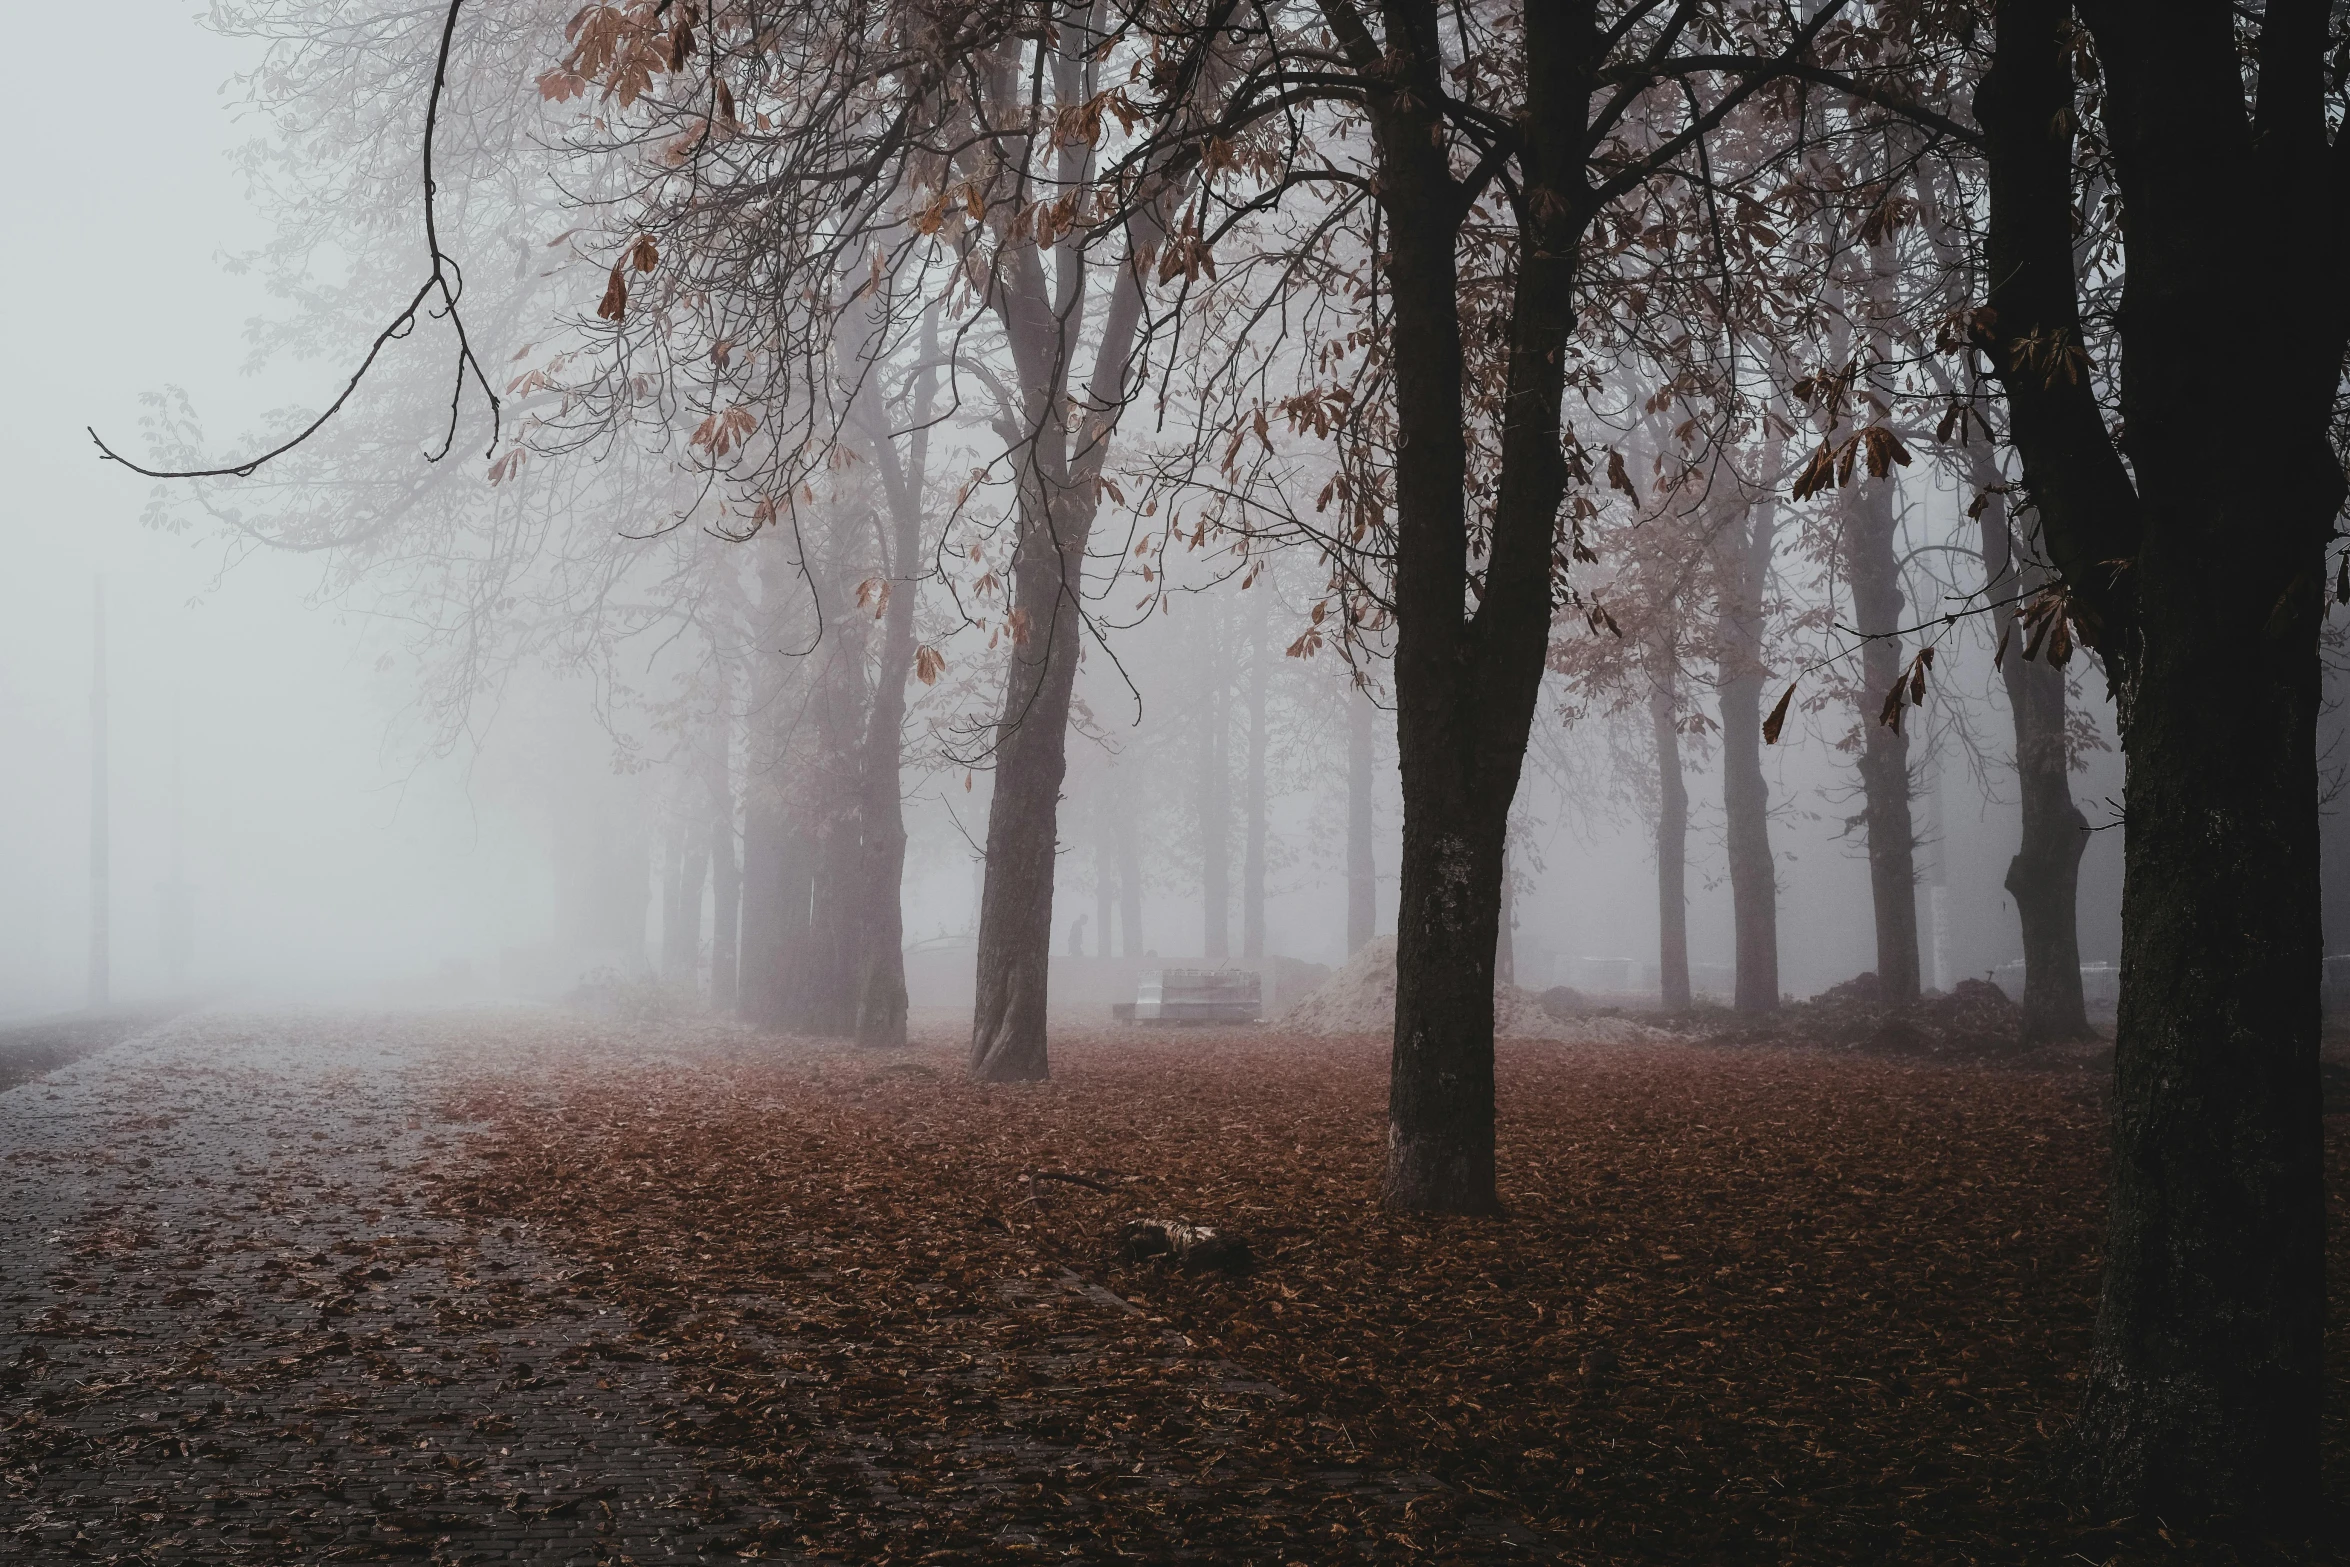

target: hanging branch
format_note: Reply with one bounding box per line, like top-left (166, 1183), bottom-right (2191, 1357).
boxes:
top-left (89, 0), bottom-right (497, 480)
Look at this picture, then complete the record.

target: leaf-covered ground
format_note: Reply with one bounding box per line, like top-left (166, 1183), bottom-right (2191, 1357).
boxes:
top-left (5, 1011), bottom-right (2343, 1564)
top-left (436, 1021), bottom-right (2350, 1565)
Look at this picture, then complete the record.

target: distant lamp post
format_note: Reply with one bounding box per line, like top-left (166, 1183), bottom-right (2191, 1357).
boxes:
top-left (88, 576), bottom-right (110, 1011)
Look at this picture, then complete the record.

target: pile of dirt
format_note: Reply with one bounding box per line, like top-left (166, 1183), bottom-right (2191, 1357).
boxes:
top-left (1282, 937), bottom-right (1670, 1045)
top-left (1698, 972), bottom-right (2042, 1061)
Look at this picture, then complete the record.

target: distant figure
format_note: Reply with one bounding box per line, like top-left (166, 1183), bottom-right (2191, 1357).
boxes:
top-left (1068, 915), bottom-right (1088, 957)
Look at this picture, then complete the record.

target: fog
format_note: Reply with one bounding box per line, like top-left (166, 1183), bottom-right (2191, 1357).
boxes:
top-left (10, 5), bottom-right (2344, 1557)
top-left (0, 6), bottom-right (2129, 1023)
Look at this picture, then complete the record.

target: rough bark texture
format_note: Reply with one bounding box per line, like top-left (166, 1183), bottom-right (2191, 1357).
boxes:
top-left (850, 329), bottom-right (937, 1050)
top-left (1346, 685), bottom-right (1377, 954)
top-left (1972, 472), bottom-right (2092, 1041)
top-left (1982, 0), bottom-right (2342, 1520)
top-left (967, 69), bottom-right (1162, 1079)
top-left (1845, 479), bottom-right (1921, 1006)
top-left (2321, 650), bottom-right (2350, 963)
top-left (1716, 488), bottom-right (1781, 1014)
top-left (1649, 634), bottom-right (1692, 1012)
top-left (788, 626), bottom-right (870, 1039)
top-left (1372, 2), bottom-right (1589, 1214)
top-left (1495, 852), bottom-right (1516, 990)
top-left (967, 524), bottom-right (1083, 1079)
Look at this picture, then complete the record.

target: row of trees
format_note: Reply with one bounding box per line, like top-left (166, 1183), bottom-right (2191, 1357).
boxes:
top-left (131, 0), bottom-right (2346, 1529)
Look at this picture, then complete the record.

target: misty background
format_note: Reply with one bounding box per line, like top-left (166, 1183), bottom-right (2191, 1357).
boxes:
top-left (0, 3), bottom-right (2124, 1023)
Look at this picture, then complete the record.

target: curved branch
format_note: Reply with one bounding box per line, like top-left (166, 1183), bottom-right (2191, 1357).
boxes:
top-left (90, 0), bottom-right (500, 481)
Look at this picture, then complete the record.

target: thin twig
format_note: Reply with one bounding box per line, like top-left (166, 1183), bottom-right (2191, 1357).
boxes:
top-left (89, 0), bottom-right (498, 480)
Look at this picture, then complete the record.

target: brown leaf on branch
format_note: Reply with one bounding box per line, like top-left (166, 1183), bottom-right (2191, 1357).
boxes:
top-left (1862, 426), bottom-right (1912, 479)
top-left (1607, 449), bottom-right (1640, 504)
top-left (1879, 648), bottom-right (1936, 733)
top-left (1762, 682), bottom-right (1796, 745)
top-left (1790, 441), bottom-right (1837, 502)
top-left (596, 263), bottom-right (627, 321)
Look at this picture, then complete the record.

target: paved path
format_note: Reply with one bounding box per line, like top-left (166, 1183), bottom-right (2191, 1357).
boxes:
top-left (0, 1008), bottom-right (784, 1565)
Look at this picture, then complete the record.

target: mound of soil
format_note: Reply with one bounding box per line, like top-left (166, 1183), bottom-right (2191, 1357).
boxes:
top-left (1697, 972), bottom-right (2049, 1062)
top-left (1282, 937), bottom-right (1669, 1045)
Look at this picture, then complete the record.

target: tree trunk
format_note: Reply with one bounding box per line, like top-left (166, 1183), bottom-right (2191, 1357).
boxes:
top-left (1649, 632), bottom-right (1692, 1011)
top-left (681, 814), bottom-right (709, 996)
top-left (1495, 846), bottom-right (1516, 989)
top-left (704, 653), bottom-right (741, 1013)
top-left (1971, 466), bottom-right (2092, 1041)
top-left (1845, 477), bottom-right (1921, 1004)
top-left (1716, 483), bottom-right (1781, 1013)
top-left (849, 304), bottom-right (938, 1049)
top-left (966, 34), bottom-right (1167, 1079)
top-left (799, 794), bottom-right (864, 1037)
top-left (968, 486), bottom-right (1091, 1078)
top-left (710, 794), bottom-right (740, 1013)
top-left (2320, 651), bottom-right (2350, 965)
top-left (1243, 595), bottom-right (1269, 961)
top-left (738, 787), bottom-right (814, 1031)
top-left (1200, 672), bottom-right (1230, 960)
top-left (1095, 832), bottom-right (1113, 957)
top-left (661, 812), bottom-right (692, 981)
top-left (1981, 0), bottom-right (2337, 1518)
top-left (2077, 464), bottom-right (2328, 1521)
top-left (1115, 780), bottom-right (1143, 958)
top-left (1375, 4), bottom-right (1586, 1214)
top-left (781, 618), bottom-right (869, 1038)
top-left (1346, 683), bottom-right (1377, 953)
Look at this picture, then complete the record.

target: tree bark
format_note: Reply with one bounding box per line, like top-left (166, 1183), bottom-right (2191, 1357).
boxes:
top-left (1495, 846), bottom-right (1516, 990)
top-left (2320, 650), bottom-right (2350, 963)
top-left (1374, 2), bottom-right (1590, 1214)
top-left (1095, 830), bottom-right (1114, 957)
top-left (1716, 482), bottom-right (1781, 1013)
top-left (1649, 631), bottom-right (1692, 1011)
top-left (967, 116), bottom-right (1164, 1080)
top-left (738, 788), bottom-right (813, 1031)
top-left (1243, 594), bottom-right (1269, 961)
top-left (849, 310), bottom-right (938, 1049)
top-left (709, 792), bottom-right (740, 1013)
top-left (784, 620), bottom-right (869, 1038)
top-left (660, 812), bottom-right (693, 982)
top-left (1845, 477), bottom-right (1921, 1005)
top-left (1200, 668), bottom-right (1230, 961)
top-left (1346, 683), bottom-right (1377, 953)
top-left (681, 814), bottom-right (709, 995)
top-left (1971, 464), bottom-right (2092, 1040)
top-left (1982, 0), bottom-right (2340, 1518)
top-left (1115, 777), bottom-right (1143, 958)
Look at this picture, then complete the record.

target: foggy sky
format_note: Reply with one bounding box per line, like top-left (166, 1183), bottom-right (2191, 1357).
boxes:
top-left (0, 5), bottom-right (2124, 1020)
